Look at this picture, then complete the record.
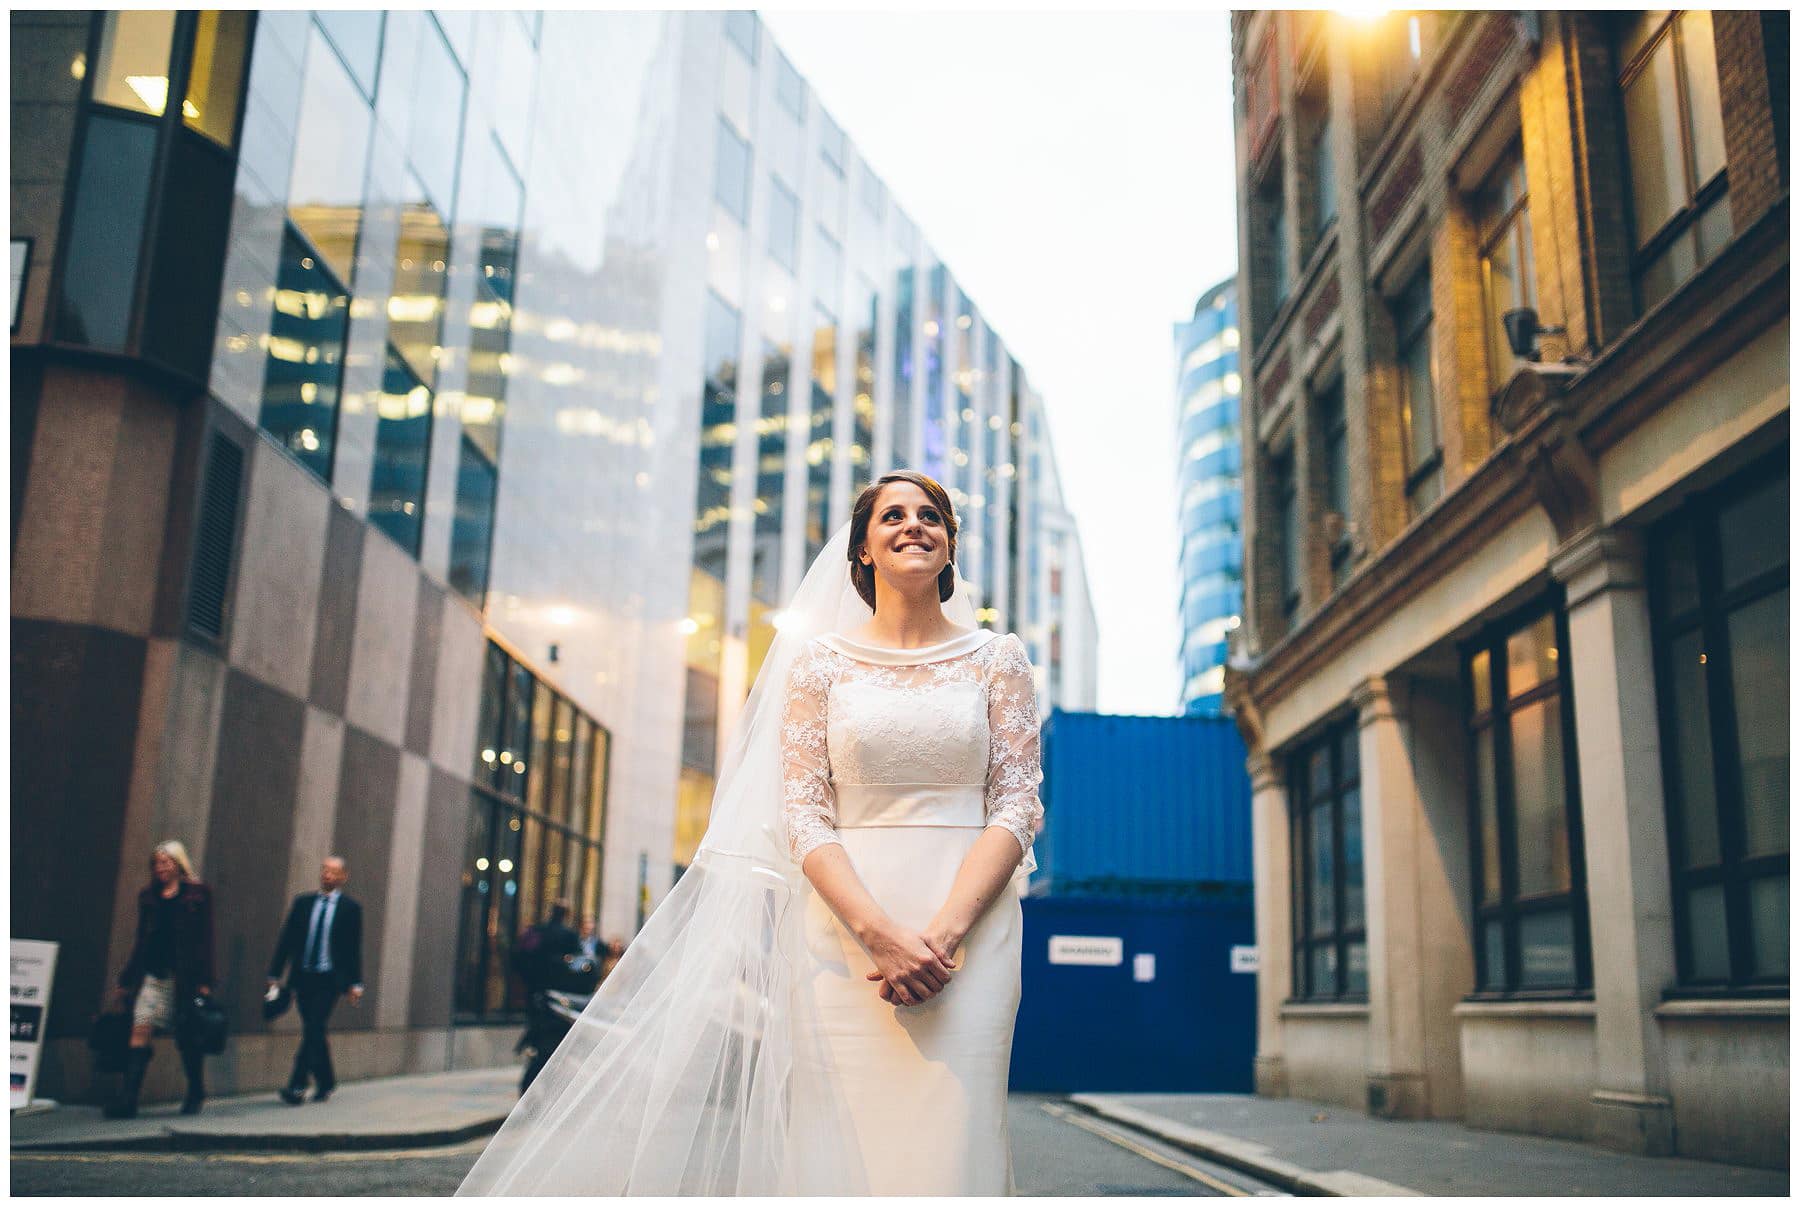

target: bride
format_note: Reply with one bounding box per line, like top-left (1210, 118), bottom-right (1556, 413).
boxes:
top-left (458, 470), bottom-right (1042, 1196)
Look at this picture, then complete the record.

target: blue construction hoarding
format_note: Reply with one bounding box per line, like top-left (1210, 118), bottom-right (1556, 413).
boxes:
top-left (1013, 710), bottom-right (1257, 1093)
top-left (1034, 710), bottom-right (1253, 893)
top-left (1011, 894), bottom-right (1257, 1093)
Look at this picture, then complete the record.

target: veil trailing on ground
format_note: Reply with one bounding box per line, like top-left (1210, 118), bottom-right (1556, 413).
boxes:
top-left (458, 522), bottom-right (977, 1195)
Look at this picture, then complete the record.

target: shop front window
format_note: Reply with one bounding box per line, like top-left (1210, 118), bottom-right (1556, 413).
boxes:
top-left (1465, 604), bottom-right (1590, 994)
top-left (1651, 456), bottom-right (1788, 990)
top-left (456, 643), bottom-right (610, 1020)
top-left (1290, 721), bottom-right (1365, 1001)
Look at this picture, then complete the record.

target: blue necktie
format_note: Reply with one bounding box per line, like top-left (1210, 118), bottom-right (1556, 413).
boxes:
top-left (304, 897), bottom-right (328, 970)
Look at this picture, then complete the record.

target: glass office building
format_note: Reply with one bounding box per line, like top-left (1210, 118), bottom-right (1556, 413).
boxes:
top-left (10, 9), bottom-right (1095, 1101)
top-left (1173, 277), bottom-right (1243, 715)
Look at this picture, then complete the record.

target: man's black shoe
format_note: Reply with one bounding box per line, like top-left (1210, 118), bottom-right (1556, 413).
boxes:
top-left (278, 1086), bottom-right (306, 1106)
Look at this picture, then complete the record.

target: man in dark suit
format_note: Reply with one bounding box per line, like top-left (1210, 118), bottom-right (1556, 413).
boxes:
top-left (267, 855), bottom-right (364, 1104)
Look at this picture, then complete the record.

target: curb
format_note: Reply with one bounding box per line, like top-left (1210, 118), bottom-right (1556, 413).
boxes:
top-left (12, 1114), bottom-right (509, 1155)
top-left (1066, 1094), bottom-right (1425, 1197)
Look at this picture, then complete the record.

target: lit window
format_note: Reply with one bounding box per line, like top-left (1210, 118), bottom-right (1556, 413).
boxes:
top-left (1477, 142), bottom-right (1536, 393)
top-left (91, 10), bottom-right (178, 116)
top-left (1392, 267), bottom-right (1442, 517)
top-left (1617, 10), bottom-right (1731, 310)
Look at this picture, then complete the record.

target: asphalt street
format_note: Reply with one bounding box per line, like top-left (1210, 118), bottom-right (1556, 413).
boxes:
top-left (10, 1094), bottom-right (1285, 1197)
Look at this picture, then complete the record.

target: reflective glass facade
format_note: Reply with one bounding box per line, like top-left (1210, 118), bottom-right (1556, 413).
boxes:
top-left (1174, 277), bottom-right (1243, 716)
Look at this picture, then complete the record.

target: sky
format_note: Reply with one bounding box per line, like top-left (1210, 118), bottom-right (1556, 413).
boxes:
top-left (763, 10), bottom-right (1240, 715)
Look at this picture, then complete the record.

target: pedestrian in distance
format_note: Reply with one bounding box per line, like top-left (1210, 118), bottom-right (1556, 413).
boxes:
top-left (106, 840), bottom-right (216, 1118)
top-left (577, 914), bottom-right (600, 962)
top-left (511, 900), bottom-right (585, 1094)
top-left (267, 856), bottom-right (364, 1105)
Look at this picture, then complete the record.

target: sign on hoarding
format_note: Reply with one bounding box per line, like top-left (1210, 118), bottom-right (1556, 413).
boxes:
top-left (1132, 953), bottom-right (1156, 982)
top-left (1047, 935), bottom-right (1123, 966)
top-left (11, 940), bottom-right (58, 1109)
top-left (1230, 944), bottom-right (1259, 974)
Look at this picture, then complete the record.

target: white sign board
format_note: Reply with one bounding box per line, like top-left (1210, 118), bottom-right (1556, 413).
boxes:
top-left (11, 940), bottom-right (58, 1109)
top-left (1048, 935), bottom-right (1124, 966)
top-left (1133, 953), bottom-right (1156, 982)
top-left (1230, 945), bottom-right (1260, 974)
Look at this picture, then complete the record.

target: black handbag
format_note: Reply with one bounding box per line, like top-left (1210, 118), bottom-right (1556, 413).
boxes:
top-left (177, 994), bottom-right (228, 1055)
top-left (88, 1010), bottom-right (131, 1074)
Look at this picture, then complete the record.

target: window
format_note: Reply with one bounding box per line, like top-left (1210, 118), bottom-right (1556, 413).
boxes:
top-left (1316, 379), bottom-right (1350, 585)
top-left (1651, 458), bottom-right (1788, 990)
top-left (258, 224), bottom-right (350, 482)
top-left (1290, 721), bottom-right (1365, 1000)
top-left (315, 11), bottom-right (383, 100)
top-left (860, 162), bottom-right (885, 217)
top-left (1392, 268), bottom-right (1442, 517)
top-left (1275, 451), bottom-right (1300, 618)
top-left (892, 266), bottom-right (914, 465)
top-left (184, 10), bottom-right (250, 146)
top-left (807, 302), bottom-right (837, 565)
top-left (408, 17), bottom-right (468, 221)
top-left (1617, 10), bottom-right (1731, 311)
top-left (1476, 142), bottom-right (1537, 393)
top-left (91, 10), bottom-right (178, 116)
top-left (813, 226), bottom-right (841, 309)
top-left (768, 177), bottom-right (800, 272)
top-left (1465, 606), bottom-right (1590, 994)
top-left (752, 340), bottom-right (791, 605)
top-left (714, 118), bottom-right (751, 224)
top-left (850, 280), bottom-right (877, 497)
top-left (287, 24), bottom-right (375, 288)
top-left (1257, 175), bottom-right (1290, 325)
top-left (1302, 70), bottom-right (1335, 243)
top-left (774, 51), bottom-right (805, 120)
top-left (452, 136), bottom-right (522, 605)
top-left (1379, 13), bottom-right (1425, 116)
top-left (449, 436), bottom-right (497, 604)
top-left (54, 113), bottom-right (157, 349)
top-left (368, 345), bottom-right (432, 554)
top-left (820, 113), bottom-right (846, 174)
top-left (457, 643), bottom-right (610, 1020)
top-left (724, 10), bottom-right (758, 62)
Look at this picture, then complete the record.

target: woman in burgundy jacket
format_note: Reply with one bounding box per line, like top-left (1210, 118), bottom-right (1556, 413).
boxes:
top-left (107, 840), bottom-right (215, 1117)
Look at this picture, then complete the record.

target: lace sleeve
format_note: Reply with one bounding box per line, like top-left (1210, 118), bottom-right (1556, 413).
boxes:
top-left (983, 634), bottom-right (1044, 858)
top-left (781, 643), bottom-right (841, 863)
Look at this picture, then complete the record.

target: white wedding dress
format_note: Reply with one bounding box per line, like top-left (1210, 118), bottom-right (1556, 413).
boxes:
top-left (781, 627), bottom-right (1043, 1196)
top-left (456, 525), bottom-right (1040, 1198)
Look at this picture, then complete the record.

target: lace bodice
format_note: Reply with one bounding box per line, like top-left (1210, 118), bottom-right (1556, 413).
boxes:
top-left (780, 630), bottom-right (1044, 868)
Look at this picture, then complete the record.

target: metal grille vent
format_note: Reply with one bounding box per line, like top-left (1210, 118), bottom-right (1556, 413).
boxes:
top-left (186, 434), bottom-right (243, 639)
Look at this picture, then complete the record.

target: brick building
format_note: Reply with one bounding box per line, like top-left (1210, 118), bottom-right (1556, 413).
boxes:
top-left (1226, 11), bottom-right (1786, 1166)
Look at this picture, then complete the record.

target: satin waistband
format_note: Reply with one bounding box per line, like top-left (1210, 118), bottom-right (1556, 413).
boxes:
top-left (832, 783), bottom-right (986, 828)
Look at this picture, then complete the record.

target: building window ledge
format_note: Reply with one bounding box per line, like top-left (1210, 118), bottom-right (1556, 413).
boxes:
top-left (1281, 1000), bottom-right (1369, 1018)
top-left (1452, 997), bottom-right (1596, 1020)
top-left (1654, 997), bottom-right (1789, 1021)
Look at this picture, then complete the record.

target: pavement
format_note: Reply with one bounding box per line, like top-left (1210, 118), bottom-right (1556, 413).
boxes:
top-left (1069, 1092), bottom-right (1790, 1197)
top-left (10, 1067), bottom-right (516, 1154)
top-left (12, 1068), bottom-right (1790, 1197)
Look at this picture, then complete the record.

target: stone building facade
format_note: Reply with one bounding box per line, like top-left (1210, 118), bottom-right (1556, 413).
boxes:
top-left (11, 9), bottom-right (1092, 1105)
top-left (1226, 11), bottom-right (1786, 1167)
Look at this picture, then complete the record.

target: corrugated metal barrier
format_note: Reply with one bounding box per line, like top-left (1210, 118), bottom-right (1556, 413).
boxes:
top-left (1035, 710), bottom-right (1253, 894)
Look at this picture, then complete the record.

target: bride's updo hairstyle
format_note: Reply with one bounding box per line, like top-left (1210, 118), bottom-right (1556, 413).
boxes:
top-left (848, 470), bottom-right (958, 610)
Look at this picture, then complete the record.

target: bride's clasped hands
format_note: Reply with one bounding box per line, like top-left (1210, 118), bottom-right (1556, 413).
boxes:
top-left (863, 916), bottom-right (962, 1006)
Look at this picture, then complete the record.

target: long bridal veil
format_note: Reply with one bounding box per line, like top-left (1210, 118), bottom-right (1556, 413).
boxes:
top-left (458, 521), bottom-right (977, 1195)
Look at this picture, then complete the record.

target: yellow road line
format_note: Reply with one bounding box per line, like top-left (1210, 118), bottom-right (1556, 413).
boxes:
top-left (1040, 1100), bottom-right (1252, 1197)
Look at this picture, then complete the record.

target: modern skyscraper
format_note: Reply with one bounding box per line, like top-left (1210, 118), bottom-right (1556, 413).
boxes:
top-left (9, 9), bottom-right (1094, 1101)
top-left (1173, 277), bottom-right (1243, 716)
